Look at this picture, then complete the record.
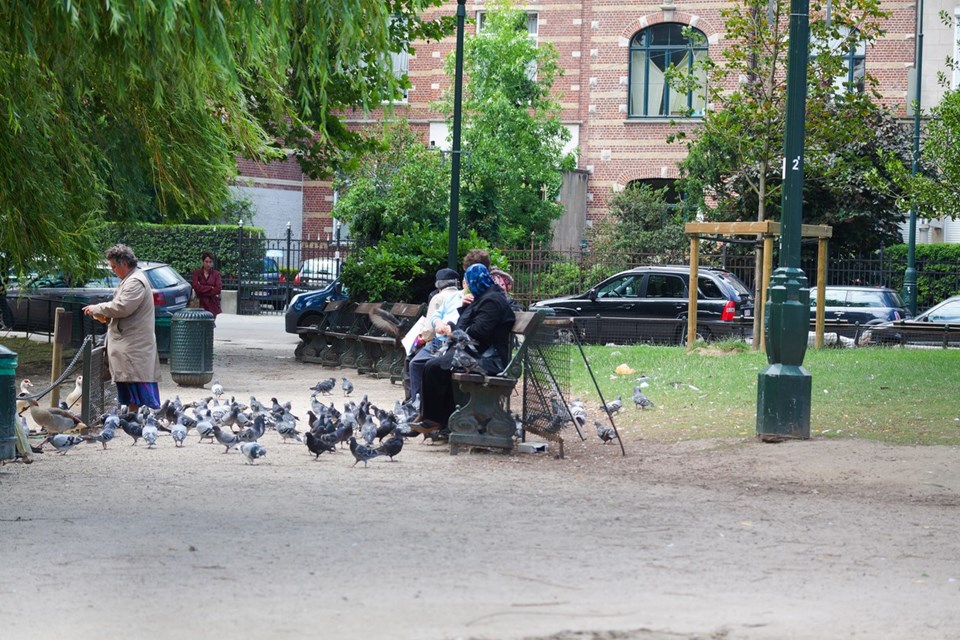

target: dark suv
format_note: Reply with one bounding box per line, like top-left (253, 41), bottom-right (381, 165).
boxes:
top-left (531, 265), bottom-right (754, 344)
top-left (810, 286), bottom-right (910, 325)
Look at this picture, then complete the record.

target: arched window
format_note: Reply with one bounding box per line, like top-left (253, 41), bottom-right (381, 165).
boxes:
top-left (628, 24), bottom-right (707, 118)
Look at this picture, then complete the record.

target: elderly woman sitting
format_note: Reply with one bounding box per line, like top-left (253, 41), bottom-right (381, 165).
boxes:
top-left (416, 263), bottom-right (516, 431)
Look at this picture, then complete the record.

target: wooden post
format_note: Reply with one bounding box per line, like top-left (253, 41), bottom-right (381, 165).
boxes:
top-left (815, 238), bottom-right (828, 348)
top-left (760, 236), bottom-right (774, 353)
top-left (687, 236), bottom-right (699, 349)
top-left (49, 307), bottom-right (70, 407)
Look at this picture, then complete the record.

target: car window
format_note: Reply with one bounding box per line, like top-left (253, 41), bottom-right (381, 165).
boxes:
top-left (717, 272), bottom-right (751, 296)
top-left (597, 275), bottom-right (640, 299)
top-left (847, 290), bottom-right (885, 308)
top-left (645, 274), bottom-right (685, 299)
top-left (698, 276), bottom-right (724, 300)
top-left (926, 300), bottom-right (960, 322)
top-left (263, 259), bottom-right (279, 275)
top-left (816, 290), bottom-right (847, 307)
top-left (146, 266), bottom-right (186, 288)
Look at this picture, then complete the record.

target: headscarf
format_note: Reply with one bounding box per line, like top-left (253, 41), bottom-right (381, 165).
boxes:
top-left (465, 263), bottom-right (493, 297)
top-left (489, 267), bottom-right (513, 293)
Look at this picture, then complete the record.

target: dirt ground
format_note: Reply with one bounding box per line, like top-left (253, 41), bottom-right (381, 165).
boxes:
top-left (2, 315), bottom-right (958, 640)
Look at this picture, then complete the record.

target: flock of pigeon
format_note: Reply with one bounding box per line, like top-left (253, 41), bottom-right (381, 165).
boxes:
top-left (15, 373), bottom-right (657, 462)
top-left (16, 376), bottom-right (418, 467)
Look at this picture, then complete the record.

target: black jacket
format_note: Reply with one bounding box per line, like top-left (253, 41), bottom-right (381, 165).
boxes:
top-left (452, 285), bottom-right (516, 372)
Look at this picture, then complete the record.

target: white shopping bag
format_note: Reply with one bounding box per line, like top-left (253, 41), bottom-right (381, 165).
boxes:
top-left (402, 316), bottom-right (430, 355)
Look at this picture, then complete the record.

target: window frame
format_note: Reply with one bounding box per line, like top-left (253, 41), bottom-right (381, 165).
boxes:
top-left (628, 23), bottom-right (708, 119)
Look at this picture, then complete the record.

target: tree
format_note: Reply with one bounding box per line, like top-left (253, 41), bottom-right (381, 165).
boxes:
top-left (439, 0), bottom-right (575, 247)
top-left (0, 0), bottom-right (449, 279)
top-left (332, 121), bottom-right (450, 247)
top-left (589, 184), bottom-right (688, 264)
top-left (913, 89), bottom-right (960, 219)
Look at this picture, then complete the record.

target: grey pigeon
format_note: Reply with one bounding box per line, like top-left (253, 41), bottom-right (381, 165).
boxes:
top-left (171, 423), bottom-right (188, 447)
top-left (211, 380), bottom-right (224, 399)
top-left (195, 413), bottom-right (215, 443)
top-left (239, 441), bottom-right (266, 464)
top-left (632, 387), bottom-right (655, 410)
top-left (310, 378), bottom-right (336, 395)
top-left (277, 421), bottom-right (303, 444)
top-left (142, 421), bottom-right (159, 448)
top-left (569, 400), bottom-right (587, 427)
top-left (213, 426), bottom-right (241, 453)
top-left (44, 433), bottom-right (84, 455)
top-left (341, 377), bottom-right (354, 397)
top-left (360, 413), bottom-right (377, 446)
top-left (348, 436), bottom-right (380, 467)
top-left (83, 417), bottom-right (118, 450)
top-left (595, 420), bottom-right (618, 444)
top-left (602, 396), bottom-right (623, 415)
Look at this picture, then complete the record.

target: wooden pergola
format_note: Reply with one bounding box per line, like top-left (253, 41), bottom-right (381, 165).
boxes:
top-left (684, 221), bottom-right (833, 350)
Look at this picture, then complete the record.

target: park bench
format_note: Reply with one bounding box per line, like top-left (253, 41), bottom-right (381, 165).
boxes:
top-left (296, 299), bottom-right (351, 364)
top-left (448, 310), bottom-right (545, 455)
top-left (357, 302), bottom-right (425, 383)
top-left (339, 302), bottom-right (383, 370)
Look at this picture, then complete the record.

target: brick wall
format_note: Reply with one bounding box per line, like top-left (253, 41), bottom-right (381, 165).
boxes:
top-left (238, 0), bottom-right (919, 242)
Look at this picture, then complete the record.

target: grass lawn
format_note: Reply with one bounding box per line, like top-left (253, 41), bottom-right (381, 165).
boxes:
top-left (574, 344), bottom-right (960, 446)
top-left (0, 337), bottom-right (77, 385)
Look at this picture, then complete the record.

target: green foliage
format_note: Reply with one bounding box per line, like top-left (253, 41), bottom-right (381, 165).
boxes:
top-left (884, 243), bottom-right (960, 308)
top-left (914, 89), bottom-right (960, 219)
top-left (99, 222), bottom-right (266, 282)
top-left (339, 228), bottom-right (506, 302)
top-left (589, 184), bottom-right (688, 263)
top-left (0, 0), bottom-right (450, 280)
top-left (439, 0), bottom-right (574, 247)
top-left (671, 0), bottom-right (896, 254)
top-left (332, 121), bottom-right (450, 247)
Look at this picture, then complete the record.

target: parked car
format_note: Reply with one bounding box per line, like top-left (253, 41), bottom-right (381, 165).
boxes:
top-left (246, 256), bottom-right (288, 310)
top-left (869, 295), bottom-right (960, 347)
top-left (293, 258), bottom-right (341, 291)
top-left (530, 265), bottom-right (754, 344)
top-left (809, 286), bottom-right (911, 325)
top-left (6, 261), bottom-right (191, 333)
top-left (284, 278), bottom-right (348, 334)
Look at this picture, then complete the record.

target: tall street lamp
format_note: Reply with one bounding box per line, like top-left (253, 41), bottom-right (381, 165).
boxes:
top-left (904, 0), bottom-right (924, 316)
top-left (756, 0), bottom-right (812, 440)
top-left (448, 0), bottom-right (467, 270)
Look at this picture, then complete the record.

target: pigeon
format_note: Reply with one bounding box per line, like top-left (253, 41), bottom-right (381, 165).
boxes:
top-left (602, 396), bottom-right (623, 415)
top-left (632, 387), bottom-right (655, 410)
top-left (305, 431), bottom-right (336, 460)
top-left (277, 421), bottom-right (303, 444)
top-left (360, 413), bottom-right (377, 446)
top-left (195, 413), bottom-right (216, 443)
top-left (120, 418), bottom-right (143, 445)
top-left (369, 307), bottom-right (404, 342)
top-left (377, 432), bottom-right (404, 461)
top-left (569, 400), bottom-right (587, 427)
top-left (310, 378), bottom-right (336, 395)
top-left (213, 426), bottom-right (241, 453)
top-left (171, 422), bottom-right (188, 447)
top-left (83, 417), bottom-right (118, 450)
top-left (26, 400), bottom-right (85, 434)
top-left (44, 433), bottom-right (84, 455)
top-left (142, 421), bottom-right (159, 448)
top-left (348, 436), bottom-right (380, 467)
top-left (211, 380), bottom-right (224, 399)
top-left (238, 414), bottom-right (266, 443)
top-left (595, 420), bottom-right (618, 444)
top-left (65, 375), bottom-right (83, 410)
top-left (342, 377), bottom-right (354, 397)
top-left (239, 441), bottom-right (266, 464)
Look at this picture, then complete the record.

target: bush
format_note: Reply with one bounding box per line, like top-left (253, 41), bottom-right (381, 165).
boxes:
top-left (884, 243), bottom-right (960, 308)
top-left (339, 229), bottom-right (506, 302)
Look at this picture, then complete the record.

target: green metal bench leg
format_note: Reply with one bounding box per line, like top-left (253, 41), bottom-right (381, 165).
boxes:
top-left (448, 381), bottom-right (516, 452)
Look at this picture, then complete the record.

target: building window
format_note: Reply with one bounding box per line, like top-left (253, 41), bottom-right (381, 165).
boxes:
top-left (834, 28), bottom-right (866, 93)
top-left (627, 178), bottom-right (687, 213)
top-left (628, 23), bottom-right (707, 118)
top-left (477, 11), bottom-right (538, 41)
top-left (390, 46), bottom-right (410, 101)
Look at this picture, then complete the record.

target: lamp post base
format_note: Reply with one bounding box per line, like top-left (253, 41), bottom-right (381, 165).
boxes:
top-left (756, 363), bottom-right (811, 441)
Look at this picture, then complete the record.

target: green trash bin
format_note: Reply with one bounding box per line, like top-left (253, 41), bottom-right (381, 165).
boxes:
top-left (0, 345), bottom-right (18, 461)
top-left (169, 309), bottom-right (215, 387)
top-left (155, 310), bottom-right (172, 363)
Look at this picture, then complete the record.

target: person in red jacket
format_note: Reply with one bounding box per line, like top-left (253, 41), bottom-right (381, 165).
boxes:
top-left (191, 251), bottom-right (222, 317)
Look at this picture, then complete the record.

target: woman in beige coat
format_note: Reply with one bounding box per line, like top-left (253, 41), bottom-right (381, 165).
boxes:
top-left (82, 244), bottom-right (162, 411)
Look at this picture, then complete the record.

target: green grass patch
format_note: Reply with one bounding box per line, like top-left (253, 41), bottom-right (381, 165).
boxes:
top-left (572, 345), bottom-right (960, 446)
top-left (0, 337), bottom-right (77, 383)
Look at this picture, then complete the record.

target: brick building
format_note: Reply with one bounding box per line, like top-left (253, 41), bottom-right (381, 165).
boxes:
top-left (235, 0), bottom-right (959, 246)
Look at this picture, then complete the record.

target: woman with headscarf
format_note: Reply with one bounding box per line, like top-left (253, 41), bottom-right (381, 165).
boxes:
top-left (417, 263), bottom-right (516, 430)
top-left (82, 244), bottom-right (162, 411)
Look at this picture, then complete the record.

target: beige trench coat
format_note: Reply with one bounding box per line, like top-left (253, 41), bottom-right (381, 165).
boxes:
top-left (87, 268), bottom-right (162, 383)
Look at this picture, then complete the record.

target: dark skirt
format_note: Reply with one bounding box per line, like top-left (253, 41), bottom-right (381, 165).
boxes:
top-left (116, 382), bottom-right (161, 410)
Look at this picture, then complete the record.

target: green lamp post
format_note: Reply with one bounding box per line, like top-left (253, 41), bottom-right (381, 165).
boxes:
top-left (756, 0), bottom-right (813, 440)
top-left (447, 0), bottom-right (467, 270)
